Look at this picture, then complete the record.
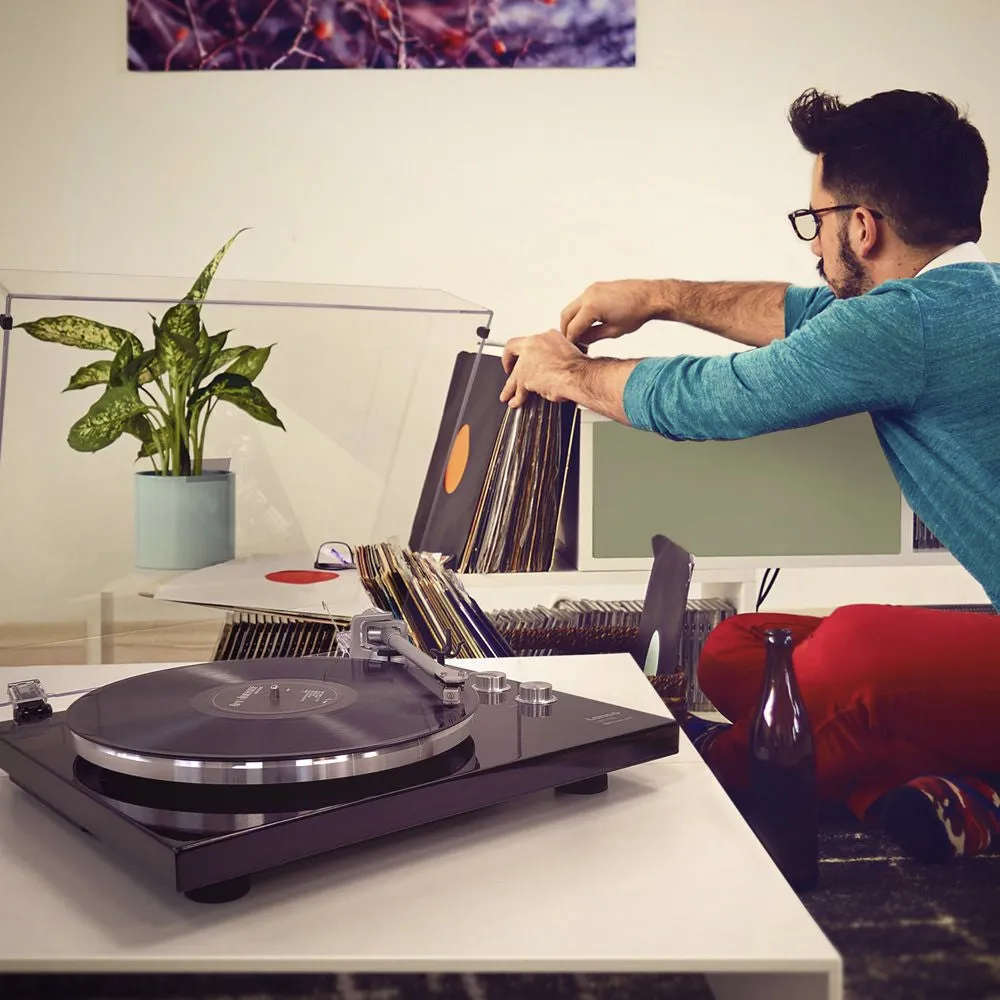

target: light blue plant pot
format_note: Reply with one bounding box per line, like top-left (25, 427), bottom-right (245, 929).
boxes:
top-left (134, 470), bottom-right (235, 571)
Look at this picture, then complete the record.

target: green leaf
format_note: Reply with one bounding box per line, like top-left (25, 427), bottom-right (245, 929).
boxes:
top-left (120, 348), bottom-right (160, 386)
top-left (187, 229), bottom-right (248, 305)
top-left (224, 343), bottom-right (273, 382)
top-left (190, 372), bottom-right (284, 430)
top-left (159, 300), bottom-right (199, 346)
top-left (123, 330), bottom-right (145, 355)
top-left (127, 413), bottom-right (170, 461)
top-left (208, 330), bottom-right (230, 354)
top-left (159, 229), bottom-right (247, 347)
top-left (154, 317), bottom-right (201, 386)
top-left (139, 352), bottom-right (165, 385)
top-left (109, 333), bottom-right (144, 386)
top-left (213, 345), bottom-right (253, 371)
top-left (126, 413), bottom-right (153, 454)
top-left (64, 360), bottom-right (112, 391)
top-left (192, 329), bottom-right (233, 386)
top-left (67, 385), bottom-right (149, 453)
top-left (17, 316), bottom-right (131, 351)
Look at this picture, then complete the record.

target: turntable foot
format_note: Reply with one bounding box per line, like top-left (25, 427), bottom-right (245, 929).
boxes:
top-left (556, 774), bottom-right (609, 795)
top-left (185, 877), bottom-right (251, 904)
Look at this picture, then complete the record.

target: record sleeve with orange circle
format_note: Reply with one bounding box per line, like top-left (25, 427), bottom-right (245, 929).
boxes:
top-left (408, 351), bottom-right (510, 560)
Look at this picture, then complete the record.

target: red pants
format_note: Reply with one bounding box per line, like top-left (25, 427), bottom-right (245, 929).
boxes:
top-left (697, 604), bottom-right (1000, 819)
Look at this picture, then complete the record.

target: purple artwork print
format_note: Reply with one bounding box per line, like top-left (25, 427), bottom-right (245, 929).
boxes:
top-left (127, 0), bottom-right (636, 71)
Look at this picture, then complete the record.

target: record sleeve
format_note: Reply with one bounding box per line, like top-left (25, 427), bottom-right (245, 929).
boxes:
top-left (408, 351), bottom-right (509, 561)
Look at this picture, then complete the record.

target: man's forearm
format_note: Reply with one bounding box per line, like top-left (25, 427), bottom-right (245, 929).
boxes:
top-left (647, 279), bottom-right (789, 348)
top-left (560, 357), bottom-right (641, 424)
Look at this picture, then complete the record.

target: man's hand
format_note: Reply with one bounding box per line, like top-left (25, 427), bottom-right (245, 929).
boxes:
top-left (500, 330), bottom-right (586, 409)
top-left (500, 330), bottom-right (639, 425)
top-left (560, 279), bottom-right (669, 346)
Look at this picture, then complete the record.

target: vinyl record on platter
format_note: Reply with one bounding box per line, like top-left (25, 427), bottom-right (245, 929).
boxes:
top-left (408, 351), bottom-right (509, 560)
top-left (632, 534), bottom-right (695, 677)
top-left (65, 658), bottom-right (479, 784)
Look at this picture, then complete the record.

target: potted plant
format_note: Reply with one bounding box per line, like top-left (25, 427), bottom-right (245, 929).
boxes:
top-left (16, 229), bottom-right (284, 571)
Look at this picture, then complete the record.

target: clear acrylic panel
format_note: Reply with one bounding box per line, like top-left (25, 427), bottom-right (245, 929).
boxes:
top-left (0, 268), bottom-right (492, 632)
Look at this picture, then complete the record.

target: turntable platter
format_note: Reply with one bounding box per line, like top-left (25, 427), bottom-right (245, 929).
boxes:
top-left (72, 738), bottom-right (478, 835)
top-left (65, 657), bottom-right (478, 785)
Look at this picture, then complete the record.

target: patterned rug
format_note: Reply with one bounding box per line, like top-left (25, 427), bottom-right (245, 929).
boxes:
top-left (801, 807), bottom-right (1000, 1000)
top-left (5, 809), bottom-right (999, 1000)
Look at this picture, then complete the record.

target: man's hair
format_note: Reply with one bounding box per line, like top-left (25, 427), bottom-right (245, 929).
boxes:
top-left (788, 88), bottom-right (989, 248)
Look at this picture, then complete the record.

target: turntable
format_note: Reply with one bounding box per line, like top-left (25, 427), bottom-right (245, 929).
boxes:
top-left (0, 610), bottom-right (679, 904)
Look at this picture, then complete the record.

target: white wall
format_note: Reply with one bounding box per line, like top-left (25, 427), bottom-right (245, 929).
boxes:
top-left (1, 0), bottom-right (998, 613)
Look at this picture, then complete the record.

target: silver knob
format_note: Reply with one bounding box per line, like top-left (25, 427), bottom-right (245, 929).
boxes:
top-left (472, 670), bottom-right (509, 693)
top-left (515, 680), bottom-right (556, 705)
top-left (269, 684), bottom-right (280, 702)
top-left (519, 700), bottom-right (553, 719)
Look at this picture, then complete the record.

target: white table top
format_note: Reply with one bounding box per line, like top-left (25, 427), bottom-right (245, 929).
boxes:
top-left (0, 653), bottom-right (840, 983)
top-left (146, 552), bottom-right (659, 618)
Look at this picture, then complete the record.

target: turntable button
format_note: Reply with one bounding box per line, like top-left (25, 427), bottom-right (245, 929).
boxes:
top-left (516, 680), bottom-right (556, 705)
top-left (471, 670), bottom-right (509, 694)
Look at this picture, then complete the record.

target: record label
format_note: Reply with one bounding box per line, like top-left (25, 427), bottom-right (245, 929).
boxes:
top-left (191, 679), bottom-right (359, 720)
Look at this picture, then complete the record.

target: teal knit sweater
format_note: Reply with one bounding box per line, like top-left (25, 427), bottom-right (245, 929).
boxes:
top-left (622, 261), bottom-right (1000, 607)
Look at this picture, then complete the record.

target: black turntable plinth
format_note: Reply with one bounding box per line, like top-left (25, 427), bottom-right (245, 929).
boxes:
top-left (0, 650), bottom-right (678, 904)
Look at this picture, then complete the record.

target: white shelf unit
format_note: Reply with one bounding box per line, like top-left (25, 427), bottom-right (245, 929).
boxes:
top-left (564, 412), bottom-right (974, 612)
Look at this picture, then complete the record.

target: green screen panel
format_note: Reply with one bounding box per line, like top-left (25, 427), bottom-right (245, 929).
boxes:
top-left (591, 414), bottom-right (903, 559)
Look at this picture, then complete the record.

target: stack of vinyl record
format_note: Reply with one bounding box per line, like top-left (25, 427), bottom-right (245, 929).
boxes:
top-left (408, 351), bottom-right (578, 573)
top-left (354, 542), bottom-right (515, 660)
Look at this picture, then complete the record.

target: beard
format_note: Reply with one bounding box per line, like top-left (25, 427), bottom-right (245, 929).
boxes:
top-left (816, 223), bottom-right (874, 298)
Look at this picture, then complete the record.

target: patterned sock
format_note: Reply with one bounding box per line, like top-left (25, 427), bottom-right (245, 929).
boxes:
top-left (680, 714), bottom-right (732, 755)
top-left (877, 774), bottom-right (1000, 863)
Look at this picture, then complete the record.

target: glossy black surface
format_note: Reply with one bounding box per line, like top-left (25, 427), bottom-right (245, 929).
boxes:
top-left (65, 658), bottom-right (479, 758)
top-left (0, 661), bottom-right (679, 900)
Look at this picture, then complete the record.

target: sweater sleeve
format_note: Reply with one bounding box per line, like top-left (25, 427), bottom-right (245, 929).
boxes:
top-left (622, 281), bottom-right (926, 441)
top-left (784, 284), bottom-right (836, 335)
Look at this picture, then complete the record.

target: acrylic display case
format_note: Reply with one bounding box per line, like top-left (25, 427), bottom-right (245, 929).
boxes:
top-left (0, 267), bottom-right (494, 642)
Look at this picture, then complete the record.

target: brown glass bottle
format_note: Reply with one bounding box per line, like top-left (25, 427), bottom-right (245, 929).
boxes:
top-left (747, 628), bottom-right (819, 892)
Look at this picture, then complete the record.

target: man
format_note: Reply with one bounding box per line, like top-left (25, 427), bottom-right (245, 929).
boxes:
top-left (500, 88), bottom-right (1000, 865)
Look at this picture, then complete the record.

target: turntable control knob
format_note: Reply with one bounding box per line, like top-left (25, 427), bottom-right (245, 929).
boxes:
top-left (516, 680), bottom-right (556, 705)
top-left (269, 684), bottom-right (280, 703)
top-left (472, 670), bottom-right (508, 693)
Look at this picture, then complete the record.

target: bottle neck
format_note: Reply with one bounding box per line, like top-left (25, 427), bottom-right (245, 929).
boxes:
top-left (759, 630), bottom-right (802, 714)
top-left (756, 632), bottom-right (812, 746)
top-left (764, 643), bottom-right (793, 680)
top-left (764, 630), bottom-right (794, 682)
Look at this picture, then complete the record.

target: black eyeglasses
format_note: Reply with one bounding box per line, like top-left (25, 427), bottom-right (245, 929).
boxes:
top-left (788, 204), bottom-right (883, 241)
top-left (314, 540), bottom-right (355, 571)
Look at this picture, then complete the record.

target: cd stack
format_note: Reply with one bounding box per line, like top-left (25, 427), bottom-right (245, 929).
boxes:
top-left (490, 599), bottom-right (645, 656)
top-left (408, 351), bottom-right (578, 573)
top-left (212, 609), bottom-right (351, 662)
top-left (681, 598), bottom-right (736, 711)
top-left (488, 595), bottom-right (736, 707)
